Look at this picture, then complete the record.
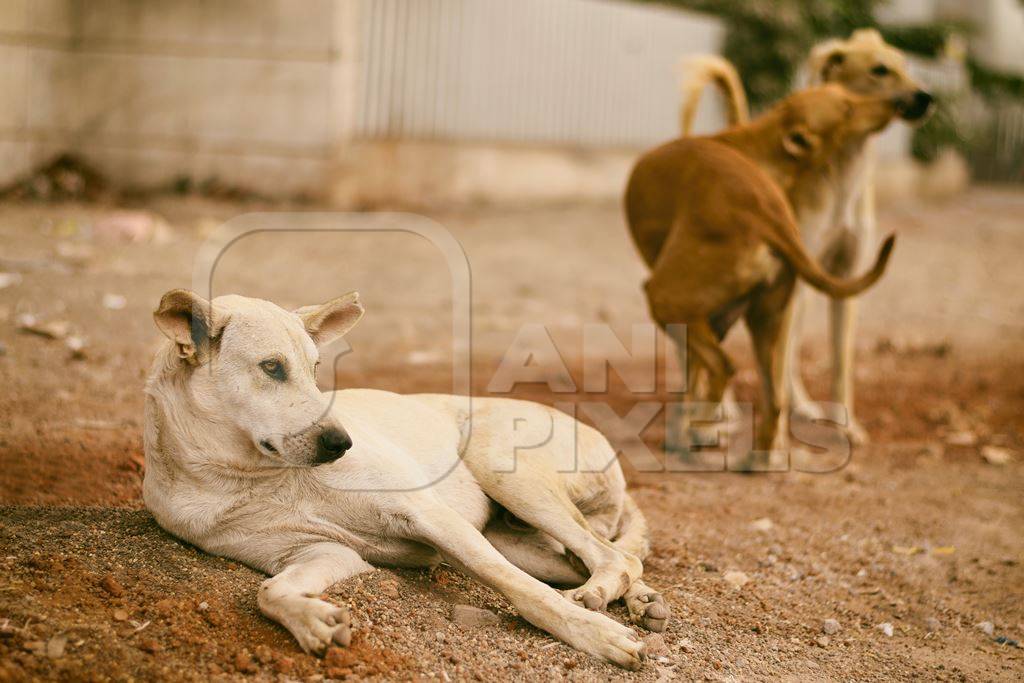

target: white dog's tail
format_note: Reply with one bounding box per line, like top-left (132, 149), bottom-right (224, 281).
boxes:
top-left (679, 54), bottom-right (750, 136)
top-left (613, 493), bottom-right (651, 561)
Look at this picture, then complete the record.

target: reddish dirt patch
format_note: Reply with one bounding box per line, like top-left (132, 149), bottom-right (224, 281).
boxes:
top-left (1, 195), bottom-right (1023, 680)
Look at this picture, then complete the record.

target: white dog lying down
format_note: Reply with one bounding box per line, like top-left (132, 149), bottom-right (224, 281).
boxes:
top-left (143, 290), bottom-right (669, 669)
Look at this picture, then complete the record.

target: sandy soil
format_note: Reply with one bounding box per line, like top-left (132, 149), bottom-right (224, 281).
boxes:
top-left (0, 189), bottom-right (1022, 681)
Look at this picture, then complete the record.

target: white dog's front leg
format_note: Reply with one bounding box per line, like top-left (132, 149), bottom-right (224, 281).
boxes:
top-left (784, 283), bottom-right (825, 420)
top-left (412, 505), bottom-right (645, 669)
top-left (258, 542), bottom-right (373, 654)
top-left (829, 179), bottom-right (876, 445)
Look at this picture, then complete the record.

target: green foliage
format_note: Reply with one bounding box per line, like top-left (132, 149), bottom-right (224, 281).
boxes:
top-left (879, 21), bottom-right (968, 58)
top-left (637, 0), bottom-right (1024, 177)
top-left (967, 59), bottom-right (1024, 101)
top-left (909, 94), bottom-right (968, 164)
top-left (645, 0), bottom-right (878, 110)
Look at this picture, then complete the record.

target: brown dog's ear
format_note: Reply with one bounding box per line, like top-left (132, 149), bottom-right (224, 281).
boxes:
top-left (782, 127), bottom-right (818, 159)
top-left (154, 289), bottom-right (228, 365)
top-left (295, 292), bottom-right (364, 347)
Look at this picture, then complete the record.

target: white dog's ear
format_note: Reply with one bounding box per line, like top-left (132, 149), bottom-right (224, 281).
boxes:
top-left (807, 39), bottom-right (845, 83)
top-left (295, 292), bottom-right (364, 346)
top-left (154, 289), bottom-right (229, 365)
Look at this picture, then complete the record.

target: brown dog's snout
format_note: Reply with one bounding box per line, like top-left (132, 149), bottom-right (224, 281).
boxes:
top-left (896, 89), bottom-right (934, 121)
top-left (315, 427), bottom-right (352, 465)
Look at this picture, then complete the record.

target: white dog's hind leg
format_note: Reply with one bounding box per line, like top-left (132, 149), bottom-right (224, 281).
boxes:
top-left (258, 543), bottom-right (372, 655)
top-left (829, 294), bottom-right (868, 444)
top-left (483, 479), bottom-right (642, 612)
top-left (413, 504), bottom-right (645, 669)
top-left (484, 522), bottom-right (586, 586)
top-left (622, 580), bottom-right (669, 633)
top-left (783, 284), bottom-right (825, 421)
top-left (612, 495), bottom-right (669, 632)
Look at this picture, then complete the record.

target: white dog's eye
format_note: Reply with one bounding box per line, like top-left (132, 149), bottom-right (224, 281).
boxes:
top-left (259, 359), bottom-right (286, 381)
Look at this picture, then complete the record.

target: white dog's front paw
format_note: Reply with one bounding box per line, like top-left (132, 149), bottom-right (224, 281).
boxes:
top-left (563, 586), bottom-right (607, 611)
top-left (790, 398), bottom-right (826, 422)
top-left (561, 605), bottom-right (646, 670)
top-left (261, 592), bottom-right (352, 655)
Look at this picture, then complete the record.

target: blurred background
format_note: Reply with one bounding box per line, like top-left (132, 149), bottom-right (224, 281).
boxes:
top-left (1, 0), bottom-right (1021, 206)
top-left (1, 3), bottom-right (1023, 681)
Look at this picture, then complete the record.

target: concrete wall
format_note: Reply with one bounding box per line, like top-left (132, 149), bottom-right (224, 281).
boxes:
top-left (7, 1), bottom-right (959, 205)
top-left (0, 0), bottom-right (360, 194)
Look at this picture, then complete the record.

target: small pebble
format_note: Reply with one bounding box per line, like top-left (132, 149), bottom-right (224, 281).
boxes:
top-left (878, 622), bottom-right (894, 637)
top-left (723, 570), bottom-right (749, 589)
top-left (113, 609), bottom-right (129, 621)
top-left (234, 649), bottom-right (257, 673)
top-left (139, 638), bottom-right (161, 653)
top-left (925, 617), bottom-right (942, 632)
top-left (99, 574), bottom-right (125, 597)
top-left (816, 636), bottom-right (830, 648)
top-left (102, 293), bottom-right (127, 310)
top-left (946, 431), bottom-right (977, 446)
top-left (643, 632), bottom-right (669, 656)
top-left (22, 640), bottom-right (44, 653)
top-left (46, 634), bottom-right (68, 659)
top-left (451, 604), bottom-right (499, 628)
top-left (976, 621), bottom-right (994, 636)
top-left (822, 619), bottom-right (841, 635)
top-left (273, 656), bottom-right (295, 674)
top-left (981, 446), bottom-right (1012, 466)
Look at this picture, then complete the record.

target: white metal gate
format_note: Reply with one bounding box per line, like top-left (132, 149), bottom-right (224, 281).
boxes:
top-left (354, 0), bottom-right (724, 147)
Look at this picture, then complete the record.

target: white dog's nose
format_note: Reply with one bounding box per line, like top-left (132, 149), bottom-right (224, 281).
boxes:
top-left (315, 428), bottom-right (351, 464)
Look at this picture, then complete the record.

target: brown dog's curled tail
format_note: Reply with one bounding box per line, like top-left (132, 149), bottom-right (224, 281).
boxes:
top-left (679, 55), bottom-right (750, 136)
top-left (777, 233), bottom-right (897, 299)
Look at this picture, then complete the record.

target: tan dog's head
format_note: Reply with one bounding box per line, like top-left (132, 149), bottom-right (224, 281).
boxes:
top-left (153, 290), bottom-right (363, 468)
top-left (776, 83), bottom-right (900, 165)
top-left (808, 28), bottom-right (933, 123)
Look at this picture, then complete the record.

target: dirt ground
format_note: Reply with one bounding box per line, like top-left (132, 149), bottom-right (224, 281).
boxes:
top-left (0, 189), bottom-right (1022, 681)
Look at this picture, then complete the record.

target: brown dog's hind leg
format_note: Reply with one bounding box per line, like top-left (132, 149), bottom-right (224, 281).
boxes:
top-left (684, 319), bottom-right (735, 422)
top-left (744, 273), bottom-right (797, 468)
top-left (664, 320), bottom-right (735, 456)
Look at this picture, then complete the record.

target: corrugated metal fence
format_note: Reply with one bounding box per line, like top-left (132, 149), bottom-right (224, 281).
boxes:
top-left (966, 100), bottom-right (1024, 181)
top-left (354, 0), bottom-right (724, 147)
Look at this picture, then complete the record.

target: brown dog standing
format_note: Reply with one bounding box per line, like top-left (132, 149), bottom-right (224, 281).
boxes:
top-left (679, 31), bottom-right (933, 444)
top-left (627, 84), bottom-right (903, 461)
